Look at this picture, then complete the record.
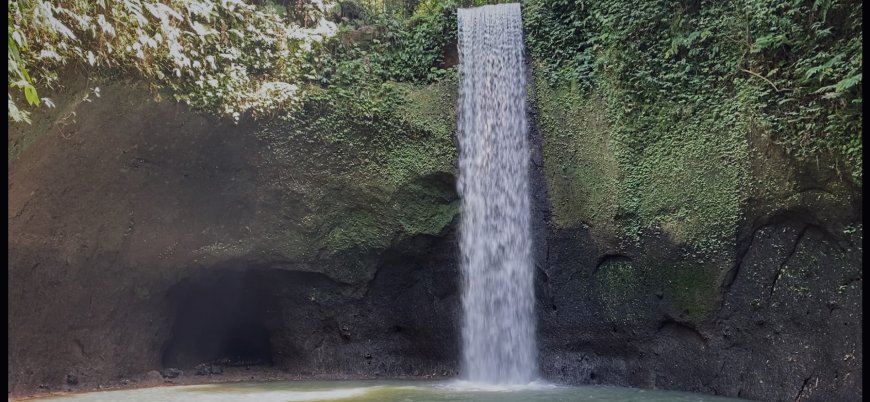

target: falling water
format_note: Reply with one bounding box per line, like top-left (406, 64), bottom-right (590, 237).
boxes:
top-left (456, 3), bottom-right (536, 385)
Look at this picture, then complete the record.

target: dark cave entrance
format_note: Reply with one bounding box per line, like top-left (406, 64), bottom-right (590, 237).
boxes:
top-left (162, 269), bottom-right (278, 368)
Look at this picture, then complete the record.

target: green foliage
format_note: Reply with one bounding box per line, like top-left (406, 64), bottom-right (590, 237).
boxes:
top-left (7, 0), bottom-right (337, 123)
top-left (525, 0), bottom-right (862, 185)
top-left (743, 1), bottom-right (863, 183)
top-left (309, 0), bottom-right (458, 86)
top-left (309, 0), bottom-right (519, 87)
top-left (528, 0), bottom-right (751, 250)
top-left (523, 0), bottom-right (596, 89)
top-left (8, 30), bottom-right (39, 123)
top-left (5, 0), bottom-right (504, 125)
top-left (380, 2), bottom-right (457, 82)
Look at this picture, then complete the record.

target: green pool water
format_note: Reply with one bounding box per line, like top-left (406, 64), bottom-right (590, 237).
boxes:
top-left (27, 380), bottom-right (750, 402)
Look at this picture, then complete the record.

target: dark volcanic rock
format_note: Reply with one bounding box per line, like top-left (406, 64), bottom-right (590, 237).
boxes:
top-left (534, 222), bottom-right (861, 401)
top-left (524, 47), bottom-right (861, 401)
top-left (144, 370), bottom-right (163, 381)
top-left (195, 364), bottom-right (223, 376)
top-left (8, 78), bottom-right (460, 396)
top-left (6, 70), bottom-right (861, 402)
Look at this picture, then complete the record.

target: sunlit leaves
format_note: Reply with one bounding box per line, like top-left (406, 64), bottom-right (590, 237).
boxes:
top-left (524, 0), bottom-right (862, 184)
top-left (7, 0), bottom-right (338, 123)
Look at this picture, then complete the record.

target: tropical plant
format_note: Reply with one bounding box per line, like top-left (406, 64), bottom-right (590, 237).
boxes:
top-left (7, 0), bottom-right (338, 123)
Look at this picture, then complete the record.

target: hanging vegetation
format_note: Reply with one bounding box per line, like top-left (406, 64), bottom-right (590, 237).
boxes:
top-left (7, 0), bottom-right (338, 123)
top-left (524, 0), bottom-right (862, 183)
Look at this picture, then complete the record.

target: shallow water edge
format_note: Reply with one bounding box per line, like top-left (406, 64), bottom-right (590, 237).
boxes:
top-left (18, 379), bottom-right (752, 402)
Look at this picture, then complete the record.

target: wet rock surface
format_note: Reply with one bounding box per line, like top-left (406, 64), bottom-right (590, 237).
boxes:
top-left (534, 222), bottom-right (861, 402)
top-left (195, 364), bottom-right (223, 376)
top-left (8, 80), bottom-right (461, 397)
top-left (144, 370), bottom-right (163, 383)
top-left (7, 80), bottom-right (861, 402)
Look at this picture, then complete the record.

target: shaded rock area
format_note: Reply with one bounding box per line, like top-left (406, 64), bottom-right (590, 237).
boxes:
top-left (529, 63), bottom-right (862, 401)
top-left (8, 78), bottom-right (460, 397)
top-left (535, 222), bottom-right (861, 402)
top-left (7, 70), bottom-right (861, 402)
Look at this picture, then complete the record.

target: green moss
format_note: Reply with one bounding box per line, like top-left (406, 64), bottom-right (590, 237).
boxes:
top-left (325, 210), bottom-right (394, 252)
top-left (262, 226), bottom-right (321, 260)
top-left (611, 89), bottom-right (749, 251)
top-left (524, 0), bottom-right (861, 185)
top-left (385, 140), bottom-right (453, 187)
top-left (397, 200), bottom-right (458, 235)
top-left (535, 69), bottom-right (748, 252)
top-left (384, 78), bottom-right (458, 187)
top-left (534, 69), bottom-right (620, 236)
top-left (320, 177), bottom-right (459, 253)
top-left (659, 260), bottom-right (720, 323)
top-left (392, 175), bottom-right (459, 236)
top-left (245, 78), bottom-right (459, 259)
top-left (597, 258), bottom-right (645, 323)
top-left (597, 256), bottom-right (721, 324)
top-left (395, 75), bottom-right (458, 138)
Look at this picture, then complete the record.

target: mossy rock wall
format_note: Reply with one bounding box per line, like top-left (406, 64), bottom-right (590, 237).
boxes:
top-left (7, 74), bottom-right (463, 394)
top-left (7, 3), bottom-right (862, 399)
top-left (175, 77), bottom-right (461, 283)
top-left (534, 66), bottom-right (748, 253)
top-left (529, 15), bottom-right (861, 401)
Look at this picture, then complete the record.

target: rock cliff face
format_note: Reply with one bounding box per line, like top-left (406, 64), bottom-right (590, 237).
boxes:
top-left (8, 77), bottom-right (462, 395)
top-left (8, 70), bottom-right (861, 402)
top-left (529, 69), bottom-right (862, 402)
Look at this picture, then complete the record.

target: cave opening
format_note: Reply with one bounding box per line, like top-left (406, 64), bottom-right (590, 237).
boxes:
top-left (162, 269), bottom-right (278, 369)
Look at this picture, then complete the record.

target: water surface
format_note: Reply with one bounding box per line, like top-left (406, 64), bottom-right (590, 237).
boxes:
top-left (29, 380), bottom-right (751, 402)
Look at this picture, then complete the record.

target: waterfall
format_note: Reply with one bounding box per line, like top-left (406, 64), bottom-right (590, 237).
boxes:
top-left (456, 3), bottom-right (537, 385)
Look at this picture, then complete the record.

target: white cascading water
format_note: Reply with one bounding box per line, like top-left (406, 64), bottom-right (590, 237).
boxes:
top-left (456, 3), bottom-right (537, 385)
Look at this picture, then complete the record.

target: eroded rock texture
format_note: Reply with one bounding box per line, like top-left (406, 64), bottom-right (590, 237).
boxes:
top-left (8, 70), bottom-right (861, 402)
top-left (8, 78), bottom-right (461, 395)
